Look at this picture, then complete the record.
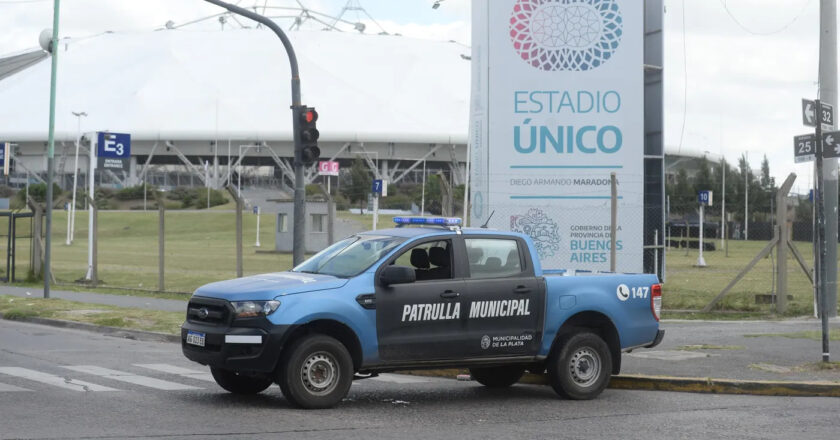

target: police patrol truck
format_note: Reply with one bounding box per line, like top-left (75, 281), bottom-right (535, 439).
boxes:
top-left (182, 217), bottom-right (663, 409)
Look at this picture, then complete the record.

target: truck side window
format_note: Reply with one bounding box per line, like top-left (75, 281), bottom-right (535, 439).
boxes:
top-left (393, 240), bottom-right (452, 281)
top-left (465, 238), bottom-right (522, 279)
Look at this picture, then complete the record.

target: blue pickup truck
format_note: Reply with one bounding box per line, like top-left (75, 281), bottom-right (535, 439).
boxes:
top-left (182, 217), bottom-right (663, 408)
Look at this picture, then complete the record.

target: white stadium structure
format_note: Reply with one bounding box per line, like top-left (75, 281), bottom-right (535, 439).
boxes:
top-left (0, 14), bottom-right (472, 191)
top-left (0, 2), bottom-right (677, 195)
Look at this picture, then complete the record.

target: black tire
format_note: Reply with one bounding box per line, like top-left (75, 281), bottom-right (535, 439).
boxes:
top-left (548, 332), bottom-right (612, 400)
top-left (277, 334), bottom-right (354, 409)
top-left (210, 367), bottom-right (273, 395)
top-left (469, 366), bottom-right (526, 388)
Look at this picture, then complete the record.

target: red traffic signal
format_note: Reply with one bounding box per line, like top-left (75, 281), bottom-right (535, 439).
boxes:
top-left (296, 106), bottom-right (321, 166)
top-left (301, 108), bottom-right (318, 124)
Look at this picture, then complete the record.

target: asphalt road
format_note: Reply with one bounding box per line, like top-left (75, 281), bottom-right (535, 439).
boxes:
top-left (1, 320), bottom-right (838, 440)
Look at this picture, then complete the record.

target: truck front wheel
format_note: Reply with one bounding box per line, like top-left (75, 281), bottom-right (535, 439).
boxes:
top-left (210, 367), bottom-right (273, 394)
top-left (277, 334), bottom-right (354, 409)
top-left (469, 366), bottom-right (525, 388)
top-left (548, 332), bottom-right (612, 400)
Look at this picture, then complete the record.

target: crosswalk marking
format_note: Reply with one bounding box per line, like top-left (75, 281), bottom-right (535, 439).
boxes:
top-left (369, 373), bottom-right (431, 384)
top-left (0, 367), bottom-right (119, 392)
top-left (0, 382), bottom-right (31, 392)
top-left (62, 366), bottom-right (201, 391)
top-left (133, 364), bottom-right (215, 382)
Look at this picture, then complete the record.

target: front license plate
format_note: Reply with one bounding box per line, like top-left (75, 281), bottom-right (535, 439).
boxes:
top-left (186, 330), bottom-right (206, 347)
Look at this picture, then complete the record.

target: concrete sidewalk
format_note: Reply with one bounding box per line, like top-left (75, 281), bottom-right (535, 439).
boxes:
top-left (2, 286), bottom-right (186, 312)
top-left (3, 285), bottom-right (839, 391)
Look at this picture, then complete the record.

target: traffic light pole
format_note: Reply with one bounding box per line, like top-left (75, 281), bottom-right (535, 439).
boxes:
top-left (202, 0), bottom-right (307, 266)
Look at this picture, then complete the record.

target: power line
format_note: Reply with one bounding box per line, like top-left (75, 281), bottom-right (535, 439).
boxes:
top-left (719, 0), bottom-right (814, 36)
top-left (0, 0), bottom-right (52, 4)
top-left (677, 0), bottom-right (688, 154)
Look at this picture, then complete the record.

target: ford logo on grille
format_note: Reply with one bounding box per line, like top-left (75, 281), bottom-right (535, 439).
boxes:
top-left (198, 307), bottom-right (210, 319)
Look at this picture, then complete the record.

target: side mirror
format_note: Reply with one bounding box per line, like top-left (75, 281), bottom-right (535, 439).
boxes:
top-left (380, 265), bottom-right (416, 286)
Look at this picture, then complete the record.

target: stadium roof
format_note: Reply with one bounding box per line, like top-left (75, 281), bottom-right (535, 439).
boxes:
top-left (0, 28), bottom-right (471, 144)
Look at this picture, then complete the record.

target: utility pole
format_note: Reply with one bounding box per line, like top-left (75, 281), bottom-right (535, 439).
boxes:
top-left (42, 1), bottom-right (61, 299)
top-left (202, 0), bottom-right (307, 266)
top-left (819, 0), bottom-right (838, 322)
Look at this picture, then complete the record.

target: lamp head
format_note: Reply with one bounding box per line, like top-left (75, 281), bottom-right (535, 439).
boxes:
top-left (38, 29), bottom-right (54, 53)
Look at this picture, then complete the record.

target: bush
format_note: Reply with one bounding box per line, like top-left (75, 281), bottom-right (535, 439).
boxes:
top-left (165, 187), bottom-right (228, 209)
top-left (16, 183), bottom-right (62, 205)
top-left (115, 185), bottom-right (152, 201)
top-left (0, 185), bottom-right (15, 198)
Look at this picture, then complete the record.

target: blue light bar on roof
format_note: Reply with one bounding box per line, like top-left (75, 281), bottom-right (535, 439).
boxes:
top-left (393, 217), bottom-right (462, 227)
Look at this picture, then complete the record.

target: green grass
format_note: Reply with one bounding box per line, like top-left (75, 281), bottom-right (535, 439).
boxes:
top-left (0, 295), bottom-right (183, 334)
top-left (1, 210), bottom-right (329, 294)
top-left (0, 208), bottom-right (834, 317)
top-left (677, 344), bottom-right (745, 351)
top-left (744, 329), bottom-right (840, 341)
top-left (662, 240), bottom-right (829, 315)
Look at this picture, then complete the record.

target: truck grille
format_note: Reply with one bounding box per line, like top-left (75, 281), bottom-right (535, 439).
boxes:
top-left (186, 297), bottom-right (230, 326)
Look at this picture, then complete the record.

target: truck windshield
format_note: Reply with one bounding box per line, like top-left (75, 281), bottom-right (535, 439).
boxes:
top-left (292, 235), bottom-right (405, 278)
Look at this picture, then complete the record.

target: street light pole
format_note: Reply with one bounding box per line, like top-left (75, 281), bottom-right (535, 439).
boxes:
top-left (69, 111), bottom-right (86, 245)
top-left (421, 159), bottom-right (426, 215)
top-left (202, 0), bottom-right (306, 265)
top-left (41, 1), bottom-right (61, 299)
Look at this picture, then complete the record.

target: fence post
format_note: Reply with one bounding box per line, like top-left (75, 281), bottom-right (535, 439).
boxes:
top-left (610, 172), bottom-right (617, 272)
top-left (26, 196), bottom-right (43, 279)
top-left (84, 194), bottom-right (98, 286)
top-left (774, 173), bottom-right (797, 313)
top-left (156, 192), bottom-right (165, 292)
top-left (226, 186), bottom-right (243, 278)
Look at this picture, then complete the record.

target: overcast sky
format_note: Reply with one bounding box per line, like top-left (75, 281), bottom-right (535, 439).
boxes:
top-left (0, 0), bottom-right (829, 193)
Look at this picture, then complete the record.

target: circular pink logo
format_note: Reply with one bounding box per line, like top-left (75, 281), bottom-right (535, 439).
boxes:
top-left (510, 0), bottom-right (623, 72)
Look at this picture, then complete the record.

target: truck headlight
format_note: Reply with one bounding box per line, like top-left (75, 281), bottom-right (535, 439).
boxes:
top-left (231, 300), bottom-right (281, 319)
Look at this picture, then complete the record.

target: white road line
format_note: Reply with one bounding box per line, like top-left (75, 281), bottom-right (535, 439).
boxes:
top-left (133, 364), bottom-right (215, 382)
top-left (62, 365), bottom-right (201, 391)
top-left (0, 367), bottom-right (119, 392)
top-left (0, 382), bottom-right (31, 392)
top-left (369, 373), bottom-right (432, 384)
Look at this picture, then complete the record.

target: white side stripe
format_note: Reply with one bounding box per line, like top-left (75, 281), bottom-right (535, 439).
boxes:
top-left (0, 382), bottom-right (31, 392)
top-left (63, 366), bottom-right (200, 391)
top-left (0, 367), bottom-right (119, 392)
top-left (133, 364), bottom-right (215, 382)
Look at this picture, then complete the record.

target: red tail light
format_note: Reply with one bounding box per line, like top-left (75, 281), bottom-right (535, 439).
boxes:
top-left (651, 284), bottom-right (662, 321)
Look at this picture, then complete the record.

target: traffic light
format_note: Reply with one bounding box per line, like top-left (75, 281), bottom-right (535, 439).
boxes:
top-left (297, 106), bottom-right (320, 165)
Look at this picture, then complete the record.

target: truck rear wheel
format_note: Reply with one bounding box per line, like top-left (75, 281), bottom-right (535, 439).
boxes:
top-left (469, 366), bottom-right (525, 388)
top-left (548, 332), bottom-right (612, 400)
top-left (277, 334), bottom-right (353, 409)
top-left (210, 367), bottom-right (273, 394)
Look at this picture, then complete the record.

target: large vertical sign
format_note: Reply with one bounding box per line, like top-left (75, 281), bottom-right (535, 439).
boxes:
top-left (470, 0), bottom-right (644, 272)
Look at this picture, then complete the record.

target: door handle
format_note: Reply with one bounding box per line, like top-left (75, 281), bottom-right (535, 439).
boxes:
top-left (514, 286), bottom-right (531, 294)
top-left (440, 290), bottom-right (460, 299)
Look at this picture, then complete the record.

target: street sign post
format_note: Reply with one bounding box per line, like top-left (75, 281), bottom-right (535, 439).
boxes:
top-left (319, 160), bottom-right (340, 195)
top-left (794, 134), bottom-right (817, 163)
top-left (822, 130), bottom-right (840, 158)
top-left (96, 132), bottom-right (131, 171)
top-left (802, 99), bottom-right (834, 128)
top-left (0, 142), bottom-right (9, 176)
top-left (821, 102), bottom-right (835, 129)
top-left (696, 190), bottom-right (712, 267)
top-left (318, 161), bottom-right (339, 176)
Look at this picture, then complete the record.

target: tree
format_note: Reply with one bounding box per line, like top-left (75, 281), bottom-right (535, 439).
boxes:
top-left (340, 158), bottom-right (371, 214)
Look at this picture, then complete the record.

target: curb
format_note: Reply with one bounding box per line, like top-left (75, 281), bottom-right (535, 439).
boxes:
top-left (0, 313), bottom-right (180, 344)
top-left (403, 370), bottom-right (840, 398)
top-left (607, 374), bottom-right (840, 398)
